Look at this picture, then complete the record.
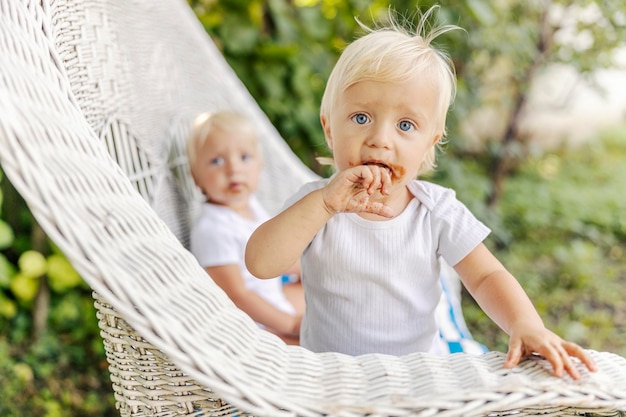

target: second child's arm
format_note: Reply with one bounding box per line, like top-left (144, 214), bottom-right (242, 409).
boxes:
top-left (206, 265), bottom-right (300, 338)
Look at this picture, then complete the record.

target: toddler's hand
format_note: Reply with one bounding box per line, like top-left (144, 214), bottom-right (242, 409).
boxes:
top-left (504, 324), bottom-right (597, 380)
top-left (322, 165), bottom-right (394, 217)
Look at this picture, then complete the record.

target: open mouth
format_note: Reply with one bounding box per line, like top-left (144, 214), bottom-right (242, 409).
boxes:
top-left (362, 161), bottom-right (393, 175)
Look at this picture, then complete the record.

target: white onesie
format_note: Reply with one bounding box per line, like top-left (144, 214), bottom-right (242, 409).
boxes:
top-left (190, 196), bottom-right (295, 320)
top-left (286, 179), bottom-right (490, 356)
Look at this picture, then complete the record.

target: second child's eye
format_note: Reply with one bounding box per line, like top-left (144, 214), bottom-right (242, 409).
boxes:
top-left (241, 153), bottom-right (252, 162)
top-left (351, 113), bottom-right (370, 125)
top-left (210, 157), bottom-right (225, 166)
top-left (398, 120), bottom-right (415, 132)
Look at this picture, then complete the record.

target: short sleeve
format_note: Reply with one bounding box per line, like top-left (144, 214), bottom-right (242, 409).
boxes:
top-left (429, 186), bottom-right (491, 266)
top-left (283, 179), bottom-right (328, 210)
top-left (189, 214), bottom-right (241, 268)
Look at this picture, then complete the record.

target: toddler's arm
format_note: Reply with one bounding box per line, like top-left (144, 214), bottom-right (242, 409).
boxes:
top-left (206, 265), bottom-right (300, 340)
top-left (455, 243), bottom-right (596, 380)
top-left (246, 165), bottom-right (393, 279)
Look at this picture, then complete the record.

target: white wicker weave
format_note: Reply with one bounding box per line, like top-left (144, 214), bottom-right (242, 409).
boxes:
top-left (1, 1), bottom-right (626, 416)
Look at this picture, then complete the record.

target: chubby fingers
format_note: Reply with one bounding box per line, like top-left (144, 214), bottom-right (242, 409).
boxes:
top-left (544, 341), bottom-right (599, 380)
top-left (505, 339), bottom-right (597, 380)
top-left (360, 165), bottom-right (392, 196)
top-left (504, 338), bottom-right (524, 369)
top-left (505, 342), bottom-right (567, 378)
top-left (545, 343), bottom-right (567, 378)
top-left (361, 166), bottom-right (392, 217)
top-left (363, 201), bottom-right (394, 218)
top-left (563, 341), bottom-right (597, 374)
top-left (363, 166), bottom-right (379, 194)
top-left (326, 166), bottom-right (393, 217)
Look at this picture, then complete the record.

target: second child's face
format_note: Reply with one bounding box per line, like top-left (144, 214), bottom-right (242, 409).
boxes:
top-left (322, 72), bottom-right (442, 195)
top-left (194, 126), bottom-right (263, 213)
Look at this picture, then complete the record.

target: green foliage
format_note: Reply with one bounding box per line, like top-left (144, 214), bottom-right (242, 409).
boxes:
top-left (445, 0), bottom-right (626, 205)
top-left (0, 172), bottom-right (116, 416)
top-left (448, 0), bottom-right (626, 131)
top-left (0, 220), bottom-right (13, 249)
top-left (460, 129), bottom-right (626, 355)
top-left (0, 329), bottom-right (113, 417)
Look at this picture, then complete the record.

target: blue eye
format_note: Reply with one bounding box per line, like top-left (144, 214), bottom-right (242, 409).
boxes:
top-left (210, 157), bottom-right (225, 166)
top-left (398, 120), bottom-right (414, 132)
top-left (241, 153), bottom-right (252, 162)
top-left (351, 113), bottom-right (370, 125)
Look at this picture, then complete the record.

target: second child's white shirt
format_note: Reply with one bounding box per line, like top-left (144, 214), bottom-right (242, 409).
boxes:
top-left (190, 196), bottom-right (295, 322)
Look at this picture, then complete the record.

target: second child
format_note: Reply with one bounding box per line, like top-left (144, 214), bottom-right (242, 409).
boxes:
top-left (188, 111), bottom-right (304, 344)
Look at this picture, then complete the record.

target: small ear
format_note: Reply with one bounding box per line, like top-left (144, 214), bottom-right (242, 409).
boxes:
top-left (431, 131), bottom-right (443, 147)
top-left (320, 115), bottom-right (333, 149)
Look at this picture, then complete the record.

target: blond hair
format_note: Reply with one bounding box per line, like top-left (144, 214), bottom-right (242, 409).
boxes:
top-left (186, 111), bottom-right (258, 181)
top-left (320, 6), bottom-right (462, 175)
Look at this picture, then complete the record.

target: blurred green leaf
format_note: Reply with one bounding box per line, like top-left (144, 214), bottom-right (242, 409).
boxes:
top-left (0, 220), bottom-right (14, 249)
top-left (18, 250), bottom-right (47, 279)
top-left (466, 0), bottom-right (496, 25)
top-left (46, 254), bottom-right (83, 293)
top-left (0, 292), bottom-right (17, 318)
top-left (0, 253), bottom-right (15, 288)
top-left (9, 273), bottom-right (39, 302)
top-left (220, 16), bottom-right (260, 54)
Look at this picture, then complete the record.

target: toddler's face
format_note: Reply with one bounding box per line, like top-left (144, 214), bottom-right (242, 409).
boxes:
top-left (322, 72), bottom-right (442, 194)
top-left (193, 126), bottom-right (262, 213)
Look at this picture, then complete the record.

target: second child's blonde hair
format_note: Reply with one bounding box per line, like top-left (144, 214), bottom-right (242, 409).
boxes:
top-left (186, 111), bottom-right (259, 183)
top-left (320, 6), bottom-right (462, 175)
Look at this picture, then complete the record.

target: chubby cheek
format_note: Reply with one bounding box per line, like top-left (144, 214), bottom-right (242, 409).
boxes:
top-left (387, 163), bottom-right (406, 182)
top-left (199, 175), bottom-right (223, 195)
top-left (333, 155), bottom-right (353, 172)
top-left (248, 174), bottom-right (261, 191)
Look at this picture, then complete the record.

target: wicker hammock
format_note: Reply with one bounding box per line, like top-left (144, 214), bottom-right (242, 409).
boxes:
top-left (1, 1), bottom-right (626, 416)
